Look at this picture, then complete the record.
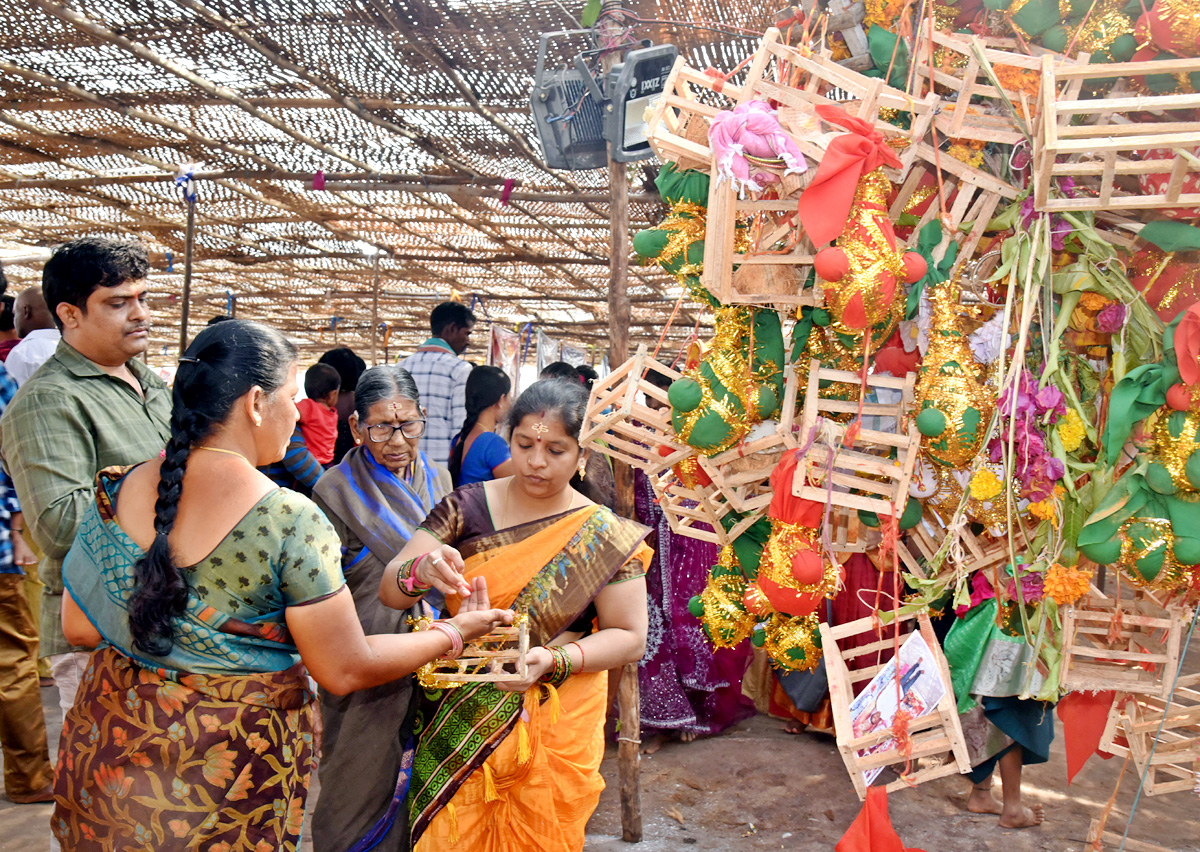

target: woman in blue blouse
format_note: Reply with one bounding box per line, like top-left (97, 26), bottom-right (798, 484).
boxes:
top-left (448, 365), bottom-right (513, 486)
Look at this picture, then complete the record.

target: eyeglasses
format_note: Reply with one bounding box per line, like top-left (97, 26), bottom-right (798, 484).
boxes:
top-left (366, 419), bottom-right (426, 442)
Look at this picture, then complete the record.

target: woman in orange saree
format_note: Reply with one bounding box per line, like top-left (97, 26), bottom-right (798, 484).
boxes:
top-left (379, 379), bottom-right (651, 852)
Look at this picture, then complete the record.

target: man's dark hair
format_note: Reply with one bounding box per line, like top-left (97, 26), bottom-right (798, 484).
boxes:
top-left (540, 361), bottom-right (581, 382)
top-left (304, 363), bottom-right (341, 401)
top-left (0, 295), bottom-right (14, 333)
top-left (207, 314), bottom-right (232, 326)
top-left (317, 346), bottom-right (367, 392)
top-left (430, 302), bottom-right (475, 337)
top-left (0, 259), bottom-right (8, 298)
top-left (42, 237), bottom-right (150, 331)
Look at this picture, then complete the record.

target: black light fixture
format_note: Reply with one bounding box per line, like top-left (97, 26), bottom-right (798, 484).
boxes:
top-left (530, 32), bottom-right (677, 170)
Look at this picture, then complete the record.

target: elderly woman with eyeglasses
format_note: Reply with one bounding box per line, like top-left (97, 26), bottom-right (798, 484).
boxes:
top-left (309, 364), bottom-right (455, 852)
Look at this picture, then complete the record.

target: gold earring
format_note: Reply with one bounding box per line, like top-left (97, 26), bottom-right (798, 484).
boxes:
top-left (578, 457), bottom-right (587, 480)
top-left (253, 415), bottom-right (262, 427)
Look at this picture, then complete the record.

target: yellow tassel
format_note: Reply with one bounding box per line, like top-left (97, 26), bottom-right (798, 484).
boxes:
top-left (545, 683), bottom-right (562, 725)
top-left (447, 803), bottom-right (459, 844)
top-left (516, 718), bottom-right (532, 765)
top-left (482, 762), bottom-right (499, 802)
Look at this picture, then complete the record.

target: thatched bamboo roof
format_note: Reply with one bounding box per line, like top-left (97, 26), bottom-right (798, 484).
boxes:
top-left (0, 0), bottom-right (771, 366)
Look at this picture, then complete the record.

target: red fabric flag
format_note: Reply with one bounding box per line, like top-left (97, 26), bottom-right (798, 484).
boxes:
top-left (1057, 690), bottom-right (1117, 785)
top-left (835, 787), bottom-right (927, 852)
top-left (796, 106), bottom-right (902, 248)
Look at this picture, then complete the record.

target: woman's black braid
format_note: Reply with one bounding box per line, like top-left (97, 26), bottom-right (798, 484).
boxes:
top-left (127, 406), bottom-right (208, 655)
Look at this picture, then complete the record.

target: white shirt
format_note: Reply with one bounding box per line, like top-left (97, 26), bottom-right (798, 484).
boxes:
top-left (6, 328), bottom-right (61, 387)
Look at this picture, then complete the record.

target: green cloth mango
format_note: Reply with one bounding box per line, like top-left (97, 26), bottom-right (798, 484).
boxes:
top-left (632, 228), bottom-right (668, 260)
top-left (655, 162), bottom-right (710, 206)
top-left (1174, 536), bottom-right (1200, 565)
top-left (688, 595), bottom-right (705, 617)
top-left (1146, 461), bottom-right (1176, 494)
top-left (899, 497), bottom-right (923, 530)
top-left (668, 377), bottom-right (703, 412)
top-left (1011, 0), bottom-right (1060, 36)
top-left (916, 407), bottom-right (947, 438)
top-left (1186, 452), bottom-right (1200, 489)
top-left (721, 513), bottom-right (770, 578)
top-left (681, 412), bottom-right (737, 453)
top-left (1041, 24), bottom-right (1070, 53)
top-left (858, 510), bottom-right (881, 528)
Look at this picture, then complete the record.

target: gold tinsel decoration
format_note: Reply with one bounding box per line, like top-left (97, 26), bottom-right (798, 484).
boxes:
top-left (1116, 517), bottom-right (1190, 594)
top-left (914, 274), bottom-right (994, 468)
top-left (823, 169), bottom-right (909, 342)
top-left (762, 612), bottom-right (823, 672)
top-left (698, 571), bottom-right (757, 649)
top-left (652, 201), bottom-right (708, 273)
top-left (1067, 0), bottom-right (1134, 57)
top-left (760, 521), bottom-right (841, 598)
top-left (673, 306), bottom-right (756, 453)
top-left (1151, 409), bottom-right (1200, 495)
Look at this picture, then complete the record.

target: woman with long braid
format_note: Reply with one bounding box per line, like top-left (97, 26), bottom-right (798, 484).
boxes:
top-left (50, 321), bottom-right (511, 852)
top-left (447, 364), bottom-right (513, 486)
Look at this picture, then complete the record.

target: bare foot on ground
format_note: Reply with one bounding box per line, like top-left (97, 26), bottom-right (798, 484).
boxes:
top-left (679, 730), bottom-right (698, 743)
top-left (965, 785), bottom-right (1003, 816)
top-left (641, 734), bottom-right (667, 755)
top-left (999, 803), bottom-right (1045, 829)
top-left (783, 720), bottom-right (806, 735)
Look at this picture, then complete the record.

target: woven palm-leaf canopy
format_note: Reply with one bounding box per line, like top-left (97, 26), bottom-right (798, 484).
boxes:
top-left (0, 0), bottom-right (772, 363)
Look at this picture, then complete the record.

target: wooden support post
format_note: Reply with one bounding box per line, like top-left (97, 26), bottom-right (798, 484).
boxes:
top-left (370, 253), bottom-right (381, 366)
top-left (617, 661), bottom-right (642, 842)
top-left (179, 191), bottom-right (196, 356)
top-left (603, 3), bottom-right (641, 840)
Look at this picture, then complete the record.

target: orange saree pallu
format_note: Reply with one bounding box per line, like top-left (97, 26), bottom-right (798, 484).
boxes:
top-left (408, 502), bottom-right (650, 852)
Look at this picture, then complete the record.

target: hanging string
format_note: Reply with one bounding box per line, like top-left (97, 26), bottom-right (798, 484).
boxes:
top-left (652, 293), bottom-right (686, 360)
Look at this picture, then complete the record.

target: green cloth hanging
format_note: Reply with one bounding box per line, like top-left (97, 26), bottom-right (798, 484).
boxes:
top-left (907, 221), bottom-right (959, 320)
top-left (1139, 220), bottom-right (1200, 253)
top-left (866, 24), bottom-right (909, 90)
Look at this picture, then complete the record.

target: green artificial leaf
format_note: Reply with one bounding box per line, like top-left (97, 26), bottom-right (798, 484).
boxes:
top-left (1139, 220), bottom-right (1200, 252)
top-left (581, 0), bottom-right (601, 27)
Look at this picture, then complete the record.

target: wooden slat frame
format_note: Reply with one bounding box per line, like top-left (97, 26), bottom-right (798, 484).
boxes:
top-left (792, 360), bottom-right (918, 517)
top-left (821, 611), bottom-right (970, 800)
top-left (581, 345), bottom-right (691, 475)
top-left (422, 621), bottom-right (530, 685)
top-left (1060, 587), bottom-right (1188, 699)
top-left (1033, 55), bottom-right (1200, 213)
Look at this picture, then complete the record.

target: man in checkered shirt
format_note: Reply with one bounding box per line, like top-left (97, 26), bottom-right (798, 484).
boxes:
top-left (399, 302), bottom-right (475, 467)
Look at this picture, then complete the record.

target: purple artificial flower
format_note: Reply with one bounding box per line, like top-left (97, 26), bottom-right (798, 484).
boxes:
top-left (1007, 566), bottom-right (1045, 603)
top-left (1096, 302), bottom-right (1128, 334)
top-left (1057, 176), bottom-right (1077, 198)
top-left (1019, 195), bottom-right (1037, 231)
top-left (1034, 384), bottom-right (1066, 419)
top-left (1050, 215), bottom-right (1071, 251)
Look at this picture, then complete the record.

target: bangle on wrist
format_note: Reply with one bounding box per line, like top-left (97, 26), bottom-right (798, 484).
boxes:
top-left (569, 641), bottom-right (585, 673)
top-left (396, 553), bottom-right (433, 596)
top-left (540, 645), bottom-right (573, 687)
top-left (430, 620), bottom-right (464, 659)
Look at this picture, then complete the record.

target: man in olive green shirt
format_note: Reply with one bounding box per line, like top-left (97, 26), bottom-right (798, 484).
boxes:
top-left (0, 238), bottom-right (171, 723)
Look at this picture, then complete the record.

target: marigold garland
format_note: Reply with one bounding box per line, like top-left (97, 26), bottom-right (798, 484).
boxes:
top-left (1043, 562), bottom-right (1094, 606)
top-left (969, 468), bottom-right (1003, 501)
top-left (1057, 408), bottom-right (1086, 454)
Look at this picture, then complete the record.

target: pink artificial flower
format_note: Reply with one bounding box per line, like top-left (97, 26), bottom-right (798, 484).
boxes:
top-left (1096, 302), bottom-right (1128, 334)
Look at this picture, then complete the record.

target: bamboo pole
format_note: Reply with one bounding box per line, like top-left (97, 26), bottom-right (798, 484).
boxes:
top-left (601, 2), bottom-right (641, 841)
top-left (370, 253), bottom-right (381, 366)
top-left (179, 191), bottom-right (196, 356)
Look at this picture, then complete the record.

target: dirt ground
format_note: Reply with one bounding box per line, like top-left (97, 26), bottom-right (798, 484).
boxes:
top-left (3, 685), bottom-right (1196, 852)
top-left (584, 713), bottom-right (1198, 852)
